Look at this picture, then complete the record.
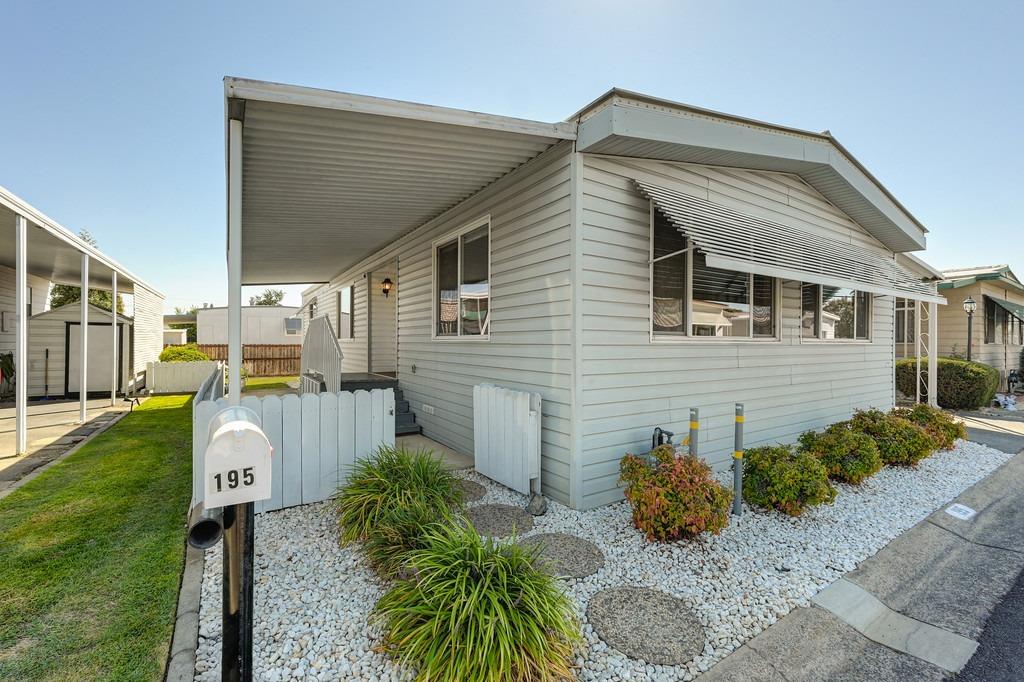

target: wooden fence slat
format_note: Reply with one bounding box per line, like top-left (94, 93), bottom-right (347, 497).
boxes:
top-left (261, 395), bottom-right (284, 513)
top-left (338, 391), bottom-right (356, 486)
top-left (192, 344), bottom-right (302, 376)
top-left (281, 394), bottom-right (303, 508)
top-left (300, 394), bottom-right (321, 504)
top-left (354, 390), bottom-right (372, 461)
top-left (318, 392), bottom-right (339, 500)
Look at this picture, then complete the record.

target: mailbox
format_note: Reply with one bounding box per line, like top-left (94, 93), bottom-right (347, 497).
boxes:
top-left (204, 405), bottom-right (273, 508)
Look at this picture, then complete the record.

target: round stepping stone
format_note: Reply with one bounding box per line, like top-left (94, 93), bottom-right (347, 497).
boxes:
top-left (458, 479), bottom-right (487, 503)
top-left (465, 504), bottom-right (533, 538)
top-left (520, 533), bottom-right (604, 578)
top-left (587, 587), bottom-right (704, 665)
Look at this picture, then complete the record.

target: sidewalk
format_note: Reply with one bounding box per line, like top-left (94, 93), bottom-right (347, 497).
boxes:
top-left (703, 431), bottom-right (1024, 681)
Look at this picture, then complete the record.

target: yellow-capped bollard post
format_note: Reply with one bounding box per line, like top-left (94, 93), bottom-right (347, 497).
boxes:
top-left (733, 403), bottom-right (744, 516)
top-left (689, 407), bottom-right (699, 458)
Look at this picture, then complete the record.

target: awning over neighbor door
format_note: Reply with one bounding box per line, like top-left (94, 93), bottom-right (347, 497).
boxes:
top-left (990, 297), bottom-right (1024, 321)
top-left (635, 179), bottom-right (945, 303)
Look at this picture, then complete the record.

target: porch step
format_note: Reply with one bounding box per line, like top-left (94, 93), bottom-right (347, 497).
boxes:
top-left (395, 422), bottom-right (422, 436)
top-left (393, 386), bottom-right (421, 436)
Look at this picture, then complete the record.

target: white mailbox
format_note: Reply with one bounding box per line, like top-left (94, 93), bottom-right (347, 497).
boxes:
top-left (204, 406), bottom-right (273, 507)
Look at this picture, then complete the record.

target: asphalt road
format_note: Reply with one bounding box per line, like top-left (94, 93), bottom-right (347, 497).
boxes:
top-left (958, 566), bottom-right (1024, 681)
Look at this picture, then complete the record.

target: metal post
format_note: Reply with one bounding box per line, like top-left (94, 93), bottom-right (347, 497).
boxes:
top-left (223, 108), bottom-right (253, 682)
top-left (228, 117), bottom-right (243, 405)
top-left (966, 311), bottom-right (973, 362)
top-left (14, 215), bottom-right (28, 455)
top-left (80, 252), bottom-right (89, 423)
top-left (688, 407), bottom-right (699, 458)
top-left (111, 271), bottom-right (118, 406)
top-left (927, 302), bottom-right (939, 407)
top-left (733, 403), bottom-right (744, 516)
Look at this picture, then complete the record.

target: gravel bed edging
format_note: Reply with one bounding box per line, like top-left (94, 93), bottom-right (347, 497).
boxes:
top-left (165, 507), bottom-right (205, 682)
top-left (194, 439), bottom-right (1013, 681)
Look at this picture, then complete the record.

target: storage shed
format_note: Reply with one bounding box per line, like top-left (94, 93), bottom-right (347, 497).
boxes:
top-left (26, 303), bottom-right (132, 398)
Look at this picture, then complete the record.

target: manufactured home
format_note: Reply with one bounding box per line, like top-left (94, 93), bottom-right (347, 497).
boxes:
top-left (222, 79), bottom-right (943, 510)
top-left (898, 265), bottom-right (1024, 389)
top-left (197, 305), bottom-right (302, 345)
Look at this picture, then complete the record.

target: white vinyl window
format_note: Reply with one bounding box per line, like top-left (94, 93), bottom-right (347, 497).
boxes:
top-left (801, 283), bottom-right (872, 341)
top-left (433, 217), bottom-right (490, 339)
top-left (651, 207), bottom-right (777, 339)
top-left (337, 286), bottom-right (353, 339)
top-left (284, 317), bottom-right (303, 335)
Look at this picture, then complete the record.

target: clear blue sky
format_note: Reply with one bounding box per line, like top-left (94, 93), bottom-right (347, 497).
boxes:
top-left (2, 1), bottom-right (1021, 311)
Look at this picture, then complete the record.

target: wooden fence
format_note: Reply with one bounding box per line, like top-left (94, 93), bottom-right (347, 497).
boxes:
top-left (192, 389), bottom-right (395, 513)
top-left (193, 344), bottom-right (302, 377)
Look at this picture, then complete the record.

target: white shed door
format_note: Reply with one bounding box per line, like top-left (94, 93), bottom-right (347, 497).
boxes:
top-left (67, 323), bottom-right (123, 395)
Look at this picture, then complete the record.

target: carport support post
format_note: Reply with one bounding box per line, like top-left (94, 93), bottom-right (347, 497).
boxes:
top-left (110, 271), bottom-right (117, 406)
top-left (928, 302), bottom-right (938, 407)
top-left (79, 253), bottom-right (89, 423)
top-left (14, 215), bottom-right (27, 454)
top-left (223, 111), bottom-right (254, 682)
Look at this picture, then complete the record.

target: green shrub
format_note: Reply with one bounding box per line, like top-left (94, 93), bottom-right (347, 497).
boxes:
top-left (847, 408), bottom-right (936, 466)
top-left (362, 498), bottom-right (455, 578)
top-left (335, 445), bottom-right (463, 544)
top-left (892, 403), bottom-right (966, 450)
top-left (798, 425), bottom-right (882, 484)
top-left (373, 522), bottom-right (580, 682)
top-left (158, 343), bottom-right (210, 363)
top-left (619, 444), bottom-right (732, 542)
top-left (895, 357), bottom-right (1000, 409)
top-left (742, 445), bottom-right (836, 516)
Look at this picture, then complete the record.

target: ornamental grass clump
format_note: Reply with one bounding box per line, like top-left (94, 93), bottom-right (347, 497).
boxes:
top-left (798, 424), bottom-right (882, 485)
top-left (335, 445), bottom-right (463, 544)
top-left (892, 403), bottom-right (966, 450)
top-left (847, 408), bottom-right (937, 466)
top-left (362, 498), bottom-right (455, 579)
top-left (619, 444), bottom-right (732, 542)
top-left (742, 445), bottom-right (836, 516)
top-left (373, 522), bottom-right (581, 682)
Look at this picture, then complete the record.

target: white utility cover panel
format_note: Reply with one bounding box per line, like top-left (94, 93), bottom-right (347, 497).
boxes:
top-left (204, 407), bottom-right (273, 507)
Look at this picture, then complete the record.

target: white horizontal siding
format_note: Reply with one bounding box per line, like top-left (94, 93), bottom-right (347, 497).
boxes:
top-left (0, 264), bottom-right (50, 353)
top-left (313, 142), bottom-right (575, 504)
top-left (578, 155), bottom-right (897, 509)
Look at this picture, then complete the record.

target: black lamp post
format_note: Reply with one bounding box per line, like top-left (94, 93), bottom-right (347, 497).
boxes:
top-left (963, 296), bottom-right (977, 361)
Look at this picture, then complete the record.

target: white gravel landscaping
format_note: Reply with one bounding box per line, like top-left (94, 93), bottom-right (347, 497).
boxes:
top-left (194, 439), bottom-right (1012, 681)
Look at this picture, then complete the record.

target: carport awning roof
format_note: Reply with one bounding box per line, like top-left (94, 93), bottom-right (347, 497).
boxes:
top-left (0, 186), bottom-right (161, 296)
top-left (636, 179), bottom-right (945, 303)
top-left (226, 78), bottom-right (577, 285)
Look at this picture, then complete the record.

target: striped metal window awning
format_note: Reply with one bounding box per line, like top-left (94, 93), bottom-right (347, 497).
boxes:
top-left (635, 180), bottom-right (944, 303)
top-left (990, 297), bottom-right (1024, 321)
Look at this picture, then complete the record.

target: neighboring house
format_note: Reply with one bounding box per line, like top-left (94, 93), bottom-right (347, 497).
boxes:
top-left (163, 328), bottom-right (187, 345)
top-left (223, 79), bottom-right (943, 510)
top-left (197, 305), bottom-right (302, 345)
top-left (906, 265), bottom-right (1024, 387)
top-left (27, 303), bottom-right (133, 398)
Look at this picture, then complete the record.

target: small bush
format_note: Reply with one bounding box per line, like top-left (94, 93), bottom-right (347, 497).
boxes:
top-left (158, 343), bottom-right (210, 362)
top-left (892, 403), bottom-right (966, 450)
top-left (895, 357), bottom-right (1000, 409)
top-left (362, 498), bottom-right (454, 578)
top-left (798, 425), bottom-right (882, 484)
top-left (742, 445), bottom-right (836, 516)
top-left (336, 445), bottom-right (463, 544)
top-left (373, 522), bottom-right (580, 682)
top-left (619, 444), bottom-right (732, 542)
top-left (847, 408), bottom-right (936, 466)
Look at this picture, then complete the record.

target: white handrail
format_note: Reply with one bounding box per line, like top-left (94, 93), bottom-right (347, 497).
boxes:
top-left (300, 315), bottom-right (343, 394)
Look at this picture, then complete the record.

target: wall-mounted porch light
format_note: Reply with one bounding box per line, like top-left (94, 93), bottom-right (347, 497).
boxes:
top-left (381, 277), bottom-right (394, 298)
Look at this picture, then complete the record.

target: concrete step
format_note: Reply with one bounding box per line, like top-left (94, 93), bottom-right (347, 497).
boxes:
top-left (396, 399), bottom-right (410, 413)
top-left (395, 422), bottom-right (422, 436)
top-left (396, 412), bottom-right (417, 427)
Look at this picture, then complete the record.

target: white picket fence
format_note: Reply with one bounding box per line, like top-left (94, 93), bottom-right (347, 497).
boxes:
top-left (473, 384), bottom-right (542, 496)
top-left (192, 388), bottom-right (395, 513)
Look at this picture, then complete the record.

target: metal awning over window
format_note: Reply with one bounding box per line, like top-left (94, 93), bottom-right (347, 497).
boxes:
top-left (635, 179), bottom-right (944, 303)
top-left (990, 297), bottom-right (1024, 321)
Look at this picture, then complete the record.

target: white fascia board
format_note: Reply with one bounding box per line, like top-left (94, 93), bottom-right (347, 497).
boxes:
top-left (224, 77), bottom-right (578, 140)
top-left (0, 185), bottom-right (164, 297)
top-left (577, 102), bottom-right (927, 251)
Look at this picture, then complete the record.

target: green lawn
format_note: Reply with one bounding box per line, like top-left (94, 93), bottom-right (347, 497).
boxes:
top-left (243, 375), bottom-right (297, 391)
top-left (0, 395), bottom-right (193, 681)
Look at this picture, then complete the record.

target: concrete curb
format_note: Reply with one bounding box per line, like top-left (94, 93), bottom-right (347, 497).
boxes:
top-left (164, 505), bottom-right (205, 682)
top-left (0, 407), bottom-right (133, 501)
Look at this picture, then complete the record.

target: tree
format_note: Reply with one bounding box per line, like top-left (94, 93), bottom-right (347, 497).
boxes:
top-left (48, 230), bottom-right (125, 313)
top-left (249, 288), bottom-right (285, 306)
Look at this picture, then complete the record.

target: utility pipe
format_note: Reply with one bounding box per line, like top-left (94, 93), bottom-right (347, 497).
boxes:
top-left (733, 403), bottom-right (744, 516)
